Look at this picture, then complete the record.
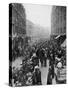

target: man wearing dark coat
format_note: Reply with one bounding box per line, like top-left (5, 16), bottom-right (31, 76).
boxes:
top-left (47, 66), bottom-right (52, 85)
top-left (36, 48), bottom-right (45, 67)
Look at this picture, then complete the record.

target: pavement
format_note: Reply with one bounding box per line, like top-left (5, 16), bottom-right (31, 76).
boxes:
top-left (39, 60), bottom-right (56, 85)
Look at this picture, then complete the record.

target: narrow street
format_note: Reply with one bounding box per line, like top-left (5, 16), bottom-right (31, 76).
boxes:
top-left (39, 60), bottom-right (56, 85)
top-left (40, 67), bottom-right (48, 85)
top-left (39, 60), bottom-right (49, 85)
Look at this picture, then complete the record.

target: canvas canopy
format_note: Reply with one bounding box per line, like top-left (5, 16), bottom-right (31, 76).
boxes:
top-left (61, 39), bottom-right (66, 47)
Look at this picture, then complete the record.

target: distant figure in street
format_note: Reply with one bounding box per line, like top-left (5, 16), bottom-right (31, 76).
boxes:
top-left (32, 66), bottom-right (42, 85)
top-left (47, 66), bottom-right (52, 85)
top-left (44, 53), bottom-right (47, 67)
top-left (49, 53), bottom-right (55, 79)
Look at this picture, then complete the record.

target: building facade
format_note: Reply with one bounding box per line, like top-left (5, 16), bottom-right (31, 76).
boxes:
top-left (11, 3), bottom-right (26, 37)
top-left (51, 6), bottom-right (66, 36)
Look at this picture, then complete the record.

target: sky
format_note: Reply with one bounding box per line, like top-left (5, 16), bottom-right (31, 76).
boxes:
top-left (23, 4), bottom-right (52, 28)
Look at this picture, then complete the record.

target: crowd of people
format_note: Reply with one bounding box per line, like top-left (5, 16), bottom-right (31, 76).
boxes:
top-left (9, 36), bottom-right (66, 86)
